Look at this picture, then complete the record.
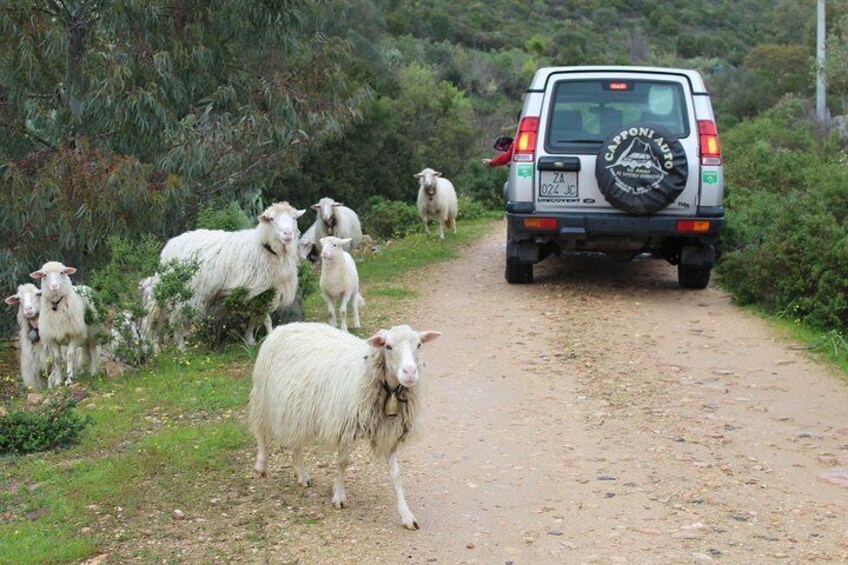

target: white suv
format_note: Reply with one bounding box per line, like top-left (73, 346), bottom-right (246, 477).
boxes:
top-left (502, 66), bottom-right (724, 288)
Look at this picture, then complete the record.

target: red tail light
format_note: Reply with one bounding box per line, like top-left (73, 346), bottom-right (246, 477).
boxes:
top-left (523, 217), bottom-right (557, 230)
top-left (513, 116), bottom-right (539, 162)
top-left (676, 220), bottom-right (711, 233)
top-left (698, 120), bottom-right (722, 165)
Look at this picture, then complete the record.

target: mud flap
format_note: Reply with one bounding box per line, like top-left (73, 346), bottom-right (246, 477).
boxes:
top-left (506, 238), bottom-right (539, 264)
top-left (681, 244), bottom-right (716, 268)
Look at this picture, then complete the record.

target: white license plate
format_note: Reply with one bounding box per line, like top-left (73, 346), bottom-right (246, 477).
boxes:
top-left (539, 171), bottom-right (578, 201)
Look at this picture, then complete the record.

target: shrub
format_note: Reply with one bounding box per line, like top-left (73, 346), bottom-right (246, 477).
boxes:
top-left (0, 394), bottom-right (92, 455)
top-left (196, 287), bottom-right (276, 348)
top-left (195, 202), bottom-right (254, 231)
top-left (457, 162), bottom-right (508, 211)
top-left (88, 236), bottom-right (162, 365)
top-left (274, 260), bottom-right (320, 326)
top-left (718, 99), bottom-right (848, 333)
top-left (362, 197), bottom-right (421, 240)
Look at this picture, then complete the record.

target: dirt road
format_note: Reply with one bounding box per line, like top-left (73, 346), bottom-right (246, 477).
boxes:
top-left (241, 221), bottom-right (848, 564)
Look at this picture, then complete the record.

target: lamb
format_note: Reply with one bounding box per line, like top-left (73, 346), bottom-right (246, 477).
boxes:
top-left (300, 197), bottom-right (364, 258)
top-left (5, 283), bottom-right (48, 390)
top-left (249, 322), bottom-right (441, 530)
top-left (29, 262), bottom-right (100, 387)
top-left (415, 167), bottom-right (458, 239)
top-left (155, 202), bottom-right (305, 350)
top-left (319, 236), bottom-right (365, 332)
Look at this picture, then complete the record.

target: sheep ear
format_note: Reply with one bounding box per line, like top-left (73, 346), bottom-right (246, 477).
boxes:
top-left (4, 295), bottom-right (20, 305)
top-left (340, 238), bottom-right (352, 246)
top-left (295, 209), bottom-right (306, 219)
top-left (413, 172), bottom-right (423, 178)
top-left (63, 266), bottom-right (77, 276)
top-left (433, 171), bottom-right (443, 177)
top-left (367, 331), bottom-right (388, 348)
top-left (310, 203), bottom-right (320, 210)
top-left (30, 270), bottom-right (44, 280)
top-left (332, 202), bottom-right (344, 208)
top-left (258, 213), bottom-right (273, 223)
top-left (419, 331), bottom-right (442, 344)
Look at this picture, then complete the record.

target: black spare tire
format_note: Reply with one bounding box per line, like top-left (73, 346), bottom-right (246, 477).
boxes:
top-left (594, 123), bottom-right (688, 214)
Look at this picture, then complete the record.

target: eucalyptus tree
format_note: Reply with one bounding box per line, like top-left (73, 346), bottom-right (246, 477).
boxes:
top-left (0, 0), bottom-right (370, 334)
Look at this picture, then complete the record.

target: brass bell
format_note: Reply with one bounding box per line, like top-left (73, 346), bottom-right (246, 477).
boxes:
top-left (384, 393), bottom-right (400, 418)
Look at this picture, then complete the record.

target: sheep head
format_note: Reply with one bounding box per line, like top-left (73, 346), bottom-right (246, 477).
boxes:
top-left (414, 168), bottom-right (442, 196)
top-left (30, 261), bottom-right (76, 296)
top-left (5, 283), bottom-right (42, 319)
top-left (319, 236), bottom-right (351, 261)
top-left (367, 325), bottom-right (442, 388)
top-left (312, 197), bottom-right (343, 231)
top-left (258, 202), bottom-right (305, 245)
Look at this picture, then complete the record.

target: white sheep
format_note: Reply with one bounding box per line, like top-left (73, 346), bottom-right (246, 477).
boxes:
top-left (319, 236), bottom-right (365, 332)
top-left (30, 262), bottom-right (100, 387)
top-left (306, 197), bottom-right (364, 253)
top-left (5, 283), bottom-right (48, 390)
top-left (155, 202), bottom-right (305, 350)
top-left (249, 322), bottom-right (442, 530)
top-left (297, 220), bottom-right (320, 263)
top-left (138, 275), bottom-right (164, 353)
top-left (415, 168), bottom-right (458, 239)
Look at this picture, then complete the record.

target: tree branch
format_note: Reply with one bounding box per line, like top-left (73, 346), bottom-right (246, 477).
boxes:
top-left (0, 122), bottom-right (56, 149)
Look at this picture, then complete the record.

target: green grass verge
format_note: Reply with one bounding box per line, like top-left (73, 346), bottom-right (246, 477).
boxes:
top-left (761, 312), bottom-right (848, 380)
top-left (0, 217), bottom-right (500, 565)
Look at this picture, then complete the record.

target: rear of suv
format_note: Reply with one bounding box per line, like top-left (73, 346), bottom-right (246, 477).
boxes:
top-left (503, 66), bottom-right (723, 288)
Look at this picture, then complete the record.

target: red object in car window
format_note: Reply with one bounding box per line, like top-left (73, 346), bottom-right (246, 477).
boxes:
top-left (487, 141), bottom-right (515, 167)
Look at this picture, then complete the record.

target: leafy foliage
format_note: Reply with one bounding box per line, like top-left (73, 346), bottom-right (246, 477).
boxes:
top-left (361, 197), bottom-right (422, 239)
top-left (0, 394), bottom-right (91, 455)
top-left (195, 202), bottom-right (254, 231)
top-left (718, 99), bottom-right (848, 332)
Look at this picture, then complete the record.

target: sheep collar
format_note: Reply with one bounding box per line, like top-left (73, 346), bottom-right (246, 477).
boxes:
top-left (51, 295), bottom-right (65, 311)
top-left (323, 216), bottom-right (338, 233)
top-left (262, 243), bottom-right (278, 257)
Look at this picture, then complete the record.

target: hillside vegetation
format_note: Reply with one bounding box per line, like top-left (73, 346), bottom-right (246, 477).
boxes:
top-left (2, 0), bottom-right (847, 339)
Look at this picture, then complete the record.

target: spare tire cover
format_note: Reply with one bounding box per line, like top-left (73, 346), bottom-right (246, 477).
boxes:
top-left (594, 123), bottom-right (688, 214)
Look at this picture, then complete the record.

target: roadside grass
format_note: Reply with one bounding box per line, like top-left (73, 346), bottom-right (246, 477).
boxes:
top-left (762, 314), bottom-right (848, 381)
top-left (0, 217), bottom-right (500, 565)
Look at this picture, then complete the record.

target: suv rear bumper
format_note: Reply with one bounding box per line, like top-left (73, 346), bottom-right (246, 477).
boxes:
top-left (506, 210), bottom-right (723, 242)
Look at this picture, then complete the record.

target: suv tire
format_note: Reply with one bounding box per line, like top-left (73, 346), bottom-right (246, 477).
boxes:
top-left (595, 123), bottom-right (689, 214)
top-left (678, 264), bottom-right (711, 289)
top-left (505, 258), bottom-right (533, 284)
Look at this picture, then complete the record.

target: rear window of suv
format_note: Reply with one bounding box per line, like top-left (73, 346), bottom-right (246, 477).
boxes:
top-left (544, 79), bottom-right (689, 153)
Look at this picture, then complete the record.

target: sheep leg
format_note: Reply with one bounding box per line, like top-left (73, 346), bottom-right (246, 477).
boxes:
top-left (421, 216), bottom-right (430, 234)
top-left (293, 447), bottom-right (311, 487)
top-left (253, 432), bottom-right (268, 477)
top-left (64, 341), bottom-right (79, 385)
top-left (438, 220), bottom-right (445, 240)
top-left (332, 446), bottom-right (350, 509)
top-left (47, 343), bottom-right (63, 388)
top-left (323, 293), bottom-right (337, 328)
top-left (263, 314), bottom-right (273, 337)
top-left (351, 294), bottom-right (361, 329)
top-left (386, 450), bottom-right (418, 530)
top-left (339, 293), bottom-right (350, 333)
top-left (243, 322), bottom-right (257, 347)
top-left (87, 342), bottom-right (100, 375)
top-left (19, 341), bottom-right (41, 390)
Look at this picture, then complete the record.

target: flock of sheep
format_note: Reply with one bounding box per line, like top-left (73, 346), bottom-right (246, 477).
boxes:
top-left (4, 167), bottom-right (457, 529)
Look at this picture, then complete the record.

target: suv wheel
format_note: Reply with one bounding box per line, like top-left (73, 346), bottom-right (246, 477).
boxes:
top-left (505, 258), bottom-right (533, 284)
top-left (678, 264), bottom-right (711, 289)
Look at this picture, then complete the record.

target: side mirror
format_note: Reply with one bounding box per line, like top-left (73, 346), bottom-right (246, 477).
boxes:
top-left (493, 136), bottom-right (513, 152)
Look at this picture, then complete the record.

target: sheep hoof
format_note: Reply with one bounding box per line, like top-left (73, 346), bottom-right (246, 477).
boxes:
top-left (333, 499), bottom-right (345, 509)
top-left (298, 478), bottom-right (311, 488)
top-left (403, 519), bottom-right (419, 531)
top-left (254, 470), bottom-right (267, 478)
